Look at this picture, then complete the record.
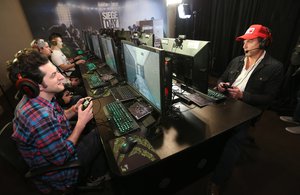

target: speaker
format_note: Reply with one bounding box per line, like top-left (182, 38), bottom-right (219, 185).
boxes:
top-left (15, 73), bottom-right (39, 98)
top-left (259, 27), bottom-right (272, 49)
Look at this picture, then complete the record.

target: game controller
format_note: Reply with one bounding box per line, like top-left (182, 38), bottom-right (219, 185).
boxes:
top-left (222, 84), bottom-right (232, 90)
top-left (82, 98), bottom-right (92, 111)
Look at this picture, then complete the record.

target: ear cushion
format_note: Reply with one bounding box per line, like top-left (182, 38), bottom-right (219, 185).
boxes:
top-left (16, 78), bottom-right (39, 98)
top-left (51, 40), bottom-right (57, 46)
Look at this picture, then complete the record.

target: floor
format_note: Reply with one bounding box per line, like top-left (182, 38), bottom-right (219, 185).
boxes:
top-left (1, 86), bottom-right (300, 195)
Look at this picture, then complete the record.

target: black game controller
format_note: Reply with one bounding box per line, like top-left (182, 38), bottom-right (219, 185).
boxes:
top-left (82, 98), bottom-right (92, 111)
top-left (222, 84), bottom-right (232, 90)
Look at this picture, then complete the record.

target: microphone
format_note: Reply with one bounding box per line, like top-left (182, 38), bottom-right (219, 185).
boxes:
top-left (245, 48), bottom-right (260, 53)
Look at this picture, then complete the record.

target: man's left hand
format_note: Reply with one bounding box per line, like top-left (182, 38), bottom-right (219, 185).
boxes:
top-left (227, 86), bottom-right (243, 100)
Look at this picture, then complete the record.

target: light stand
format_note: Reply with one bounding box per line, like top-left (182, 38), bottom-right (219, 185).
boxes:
top-left (192, 11), bottom-right (197, 40)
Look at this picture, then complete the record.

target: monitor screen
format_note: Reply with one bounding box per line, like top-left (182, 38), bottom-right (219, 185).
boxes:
top-left (100, 37), bottom-right (118, 74)
top-left (139, 33), bottom-right (154, 47)
top-left (82, 30), bottom-right (93, 52)
top-left (91, 35), bottom-right (102, 59)
top-left (122, 41), bottom-right (170, 114)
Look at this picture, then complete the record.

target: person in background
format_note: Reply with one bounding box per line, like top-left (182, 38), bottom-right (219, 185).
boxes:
top-left (210, 24), bottom-right (284, 195)
top-left (49, 33), bottom-right (85, 77)
top-left (36, 39), bottom-right (52, 58)
top-left (279, 40), bottom-right (300, 133)
top-left (9, 49), bottom-right (108, 194)
top-left (280, 89), bottom-right (300, 133)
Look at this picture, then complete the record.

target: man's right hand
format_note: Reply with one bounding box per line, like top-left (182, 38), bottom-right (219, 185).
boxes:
top-left (77, 100), bottom-right (93, 130)
top-left (217, 82), bottom-right (231, 92)
top-left (76, 59), bottom-right (86, 65)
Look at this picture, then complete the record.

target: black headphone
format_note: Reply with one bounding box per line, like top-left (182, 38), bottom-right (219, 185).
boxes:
top-left (16, 73), bottom-right (40, 98)
top-left (51, 40), bottom-right (58, 46)
top-left (259, 27), bottom-right (272, 49)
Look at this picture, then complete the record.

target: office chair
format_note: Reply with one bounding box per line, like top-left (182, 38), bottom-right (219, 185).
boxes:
top-left (0, 122), bottom-right (103, 194)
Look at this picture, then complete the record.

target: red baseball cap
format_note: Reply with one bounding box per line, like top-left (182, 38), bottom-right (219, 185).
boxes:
top-left (236, 24), bottom-right (271, 41)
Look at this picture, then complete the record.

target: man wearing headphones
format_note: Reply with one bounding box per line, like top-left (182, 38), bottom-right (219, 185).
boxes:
top-left (49, 33), bottom-right (85, 76)
top-left (36, 39), bottom-right (52, 58)
top-left (9, 50), bottom-right (108, 193)
top-left (209, 24), bottom-right (284, 195)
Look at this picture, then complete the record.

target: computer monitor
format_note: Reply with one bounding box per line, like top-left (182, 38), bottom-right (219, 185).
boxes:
top-left (122, 40), bottom-right (172, 117)
top-left (82, 30), bottom-right (93, 52)
top-left (139, 33), bottom-right (154, 47)
top-left (100, 37), bottom-right (119, 74)
top-left (90, 34), bottom-right (103, 60)
top-left (161, 38), bottom-right (210, 94)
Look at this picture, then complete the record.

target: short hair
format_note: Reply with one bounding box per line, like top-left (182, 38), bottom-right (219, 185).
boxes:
top-left (48, 32), bottom-right (62, 44)
top-left (8, 49), bottom-right (49, 84)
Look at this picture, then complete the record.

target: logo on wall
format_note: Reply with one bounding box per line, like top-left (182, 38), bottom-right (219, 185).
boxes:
top-left (101, 10), bottom-right (119, 28)
top-left (98, 2), bottom-right (120, 29)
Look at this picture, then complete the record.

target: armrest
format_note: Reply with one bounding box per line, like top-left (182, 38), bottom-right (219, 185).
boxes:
top-left (25, 160), bottom-right (81, 178)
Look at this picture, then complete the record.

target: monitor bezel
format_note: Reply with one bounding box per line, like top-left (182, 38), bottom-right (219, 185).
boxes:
top-left (100, 36), bottom-right (120, 75)
top-left (121, 40), bottom-right (169, 116)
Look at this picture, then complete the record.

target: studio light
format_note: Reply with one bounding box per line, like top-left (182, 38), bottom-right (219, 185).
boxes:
top-left (178, 3), bottom-right (191, 19)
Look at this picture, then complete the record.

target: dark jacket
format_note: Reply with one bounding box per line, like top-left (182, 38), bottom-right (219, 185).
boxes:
top-left (218, 53), bottom-right (284, 110)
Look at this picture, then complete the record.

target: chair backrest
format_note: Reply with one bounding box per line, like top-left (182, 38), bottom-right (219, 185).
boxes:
top-left (0, 122), bottom-right (29, 176)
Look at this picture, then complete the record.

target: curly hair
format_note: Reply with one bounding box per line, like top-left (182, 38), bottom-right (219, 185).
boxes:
top-left (7, 48), bottom-right (49, 84)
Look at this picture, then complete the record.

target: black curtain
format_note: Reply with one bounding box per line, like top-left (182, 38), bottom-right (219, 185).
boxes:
top-left (176, 0), bottom-right (300, 77)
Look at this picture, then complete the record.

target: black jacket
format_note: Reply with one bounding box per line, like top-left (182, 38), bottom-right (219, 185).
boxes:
top-left (218, 53), bottom-right (284, 110)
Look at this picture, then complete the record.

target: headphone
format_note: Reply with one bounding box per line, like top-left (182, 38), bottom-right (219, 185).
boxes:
top-left (51, 40), bottom-right (58, 46)
top-left (15, 73), bottom-right (40, 98)
top-left (259, 27), bottom-right (272, 49)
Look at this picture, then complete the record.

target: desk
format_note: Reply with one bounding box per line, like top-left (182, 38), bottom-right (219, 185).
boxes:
top-left (80, 64), bottom-right (261, 194)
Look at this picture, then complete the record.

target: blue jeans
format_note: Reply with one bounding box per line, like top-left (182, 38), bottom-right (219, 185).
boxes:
top-left (212, 121), bottom-right (251, 186)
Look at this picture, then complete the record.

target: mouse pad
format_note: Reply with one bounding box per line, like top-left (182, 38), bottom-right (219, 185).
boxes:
top-left (109, 135), bottom-right (160, 174)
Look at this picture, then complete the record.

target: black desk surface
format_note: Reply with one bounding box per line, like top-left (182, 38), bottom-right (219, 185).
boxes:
top-left (79, 62), bottom-right (261, 177)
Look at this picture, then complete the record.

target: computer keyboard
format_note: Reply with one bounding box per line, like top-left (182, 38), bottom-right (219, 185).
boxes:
top-left (110, 86), bottom-right (137, 102)
top-left (86, 63), bottom-right (97, 72)
top-left (86, 73), bottom-right (105, 89)
top-left (207, 88), bottom-right (226, 102)
top-left (185, 93), bottom-right (213, 107)
top-left (103, 101), bottom-right (140, 136)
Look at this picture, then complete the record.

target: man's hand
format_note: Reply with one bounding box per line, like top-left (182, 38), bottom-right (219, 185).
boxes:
top-left (76, 98), bottom-right (93, 130)
top-left (75, 59), bottom-right (86, 65)
top-left (217, 82), bottom-right (231, 92)
top-left (227, 86), bottom-right (243, 100)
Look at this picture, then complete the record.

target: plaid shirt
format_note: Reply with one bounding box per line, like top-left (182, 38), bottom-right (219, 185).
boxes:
top-left (12, 95), bottom-right (79, 193)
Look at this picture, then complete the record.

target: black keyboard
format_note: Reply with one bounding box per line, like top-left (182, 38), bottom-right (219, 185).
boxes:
top-left (110, 86), bottom-right (137, 102)
top-left (103, 101), bottom-right (140, 136)
top-left (185, 93), bottom-right (213, 107)
top-left (86, 73), bottom-right (107, 89)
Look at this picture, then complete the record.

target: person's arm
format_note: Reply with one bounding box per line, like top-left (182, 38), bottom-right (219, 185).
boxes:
top-left (51, 51), bottom-right (76, 71)
top-left (67, 101), bottom-right (93, 145)
top-left (64, 98), bottom-right (85, 119)
top-left (36, 102), bottom-right (93, 165)
top-left (242, 62), bottom-right (284, 107)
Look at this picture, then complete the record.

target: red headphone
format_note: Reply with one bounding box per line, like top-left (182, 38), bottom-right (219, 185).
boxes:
top-left (16, 73), bottom-right (40, 98)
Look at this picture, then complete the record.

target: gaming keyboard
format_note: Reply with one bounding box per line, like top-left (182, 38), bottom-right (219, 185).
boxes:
top-left (185, 93), bottom-right (213, 107)
top-left (110, 86), bottom-right (137, 102)
top-left (103, 101), bottom-right (140, 136)
top-left (206, 88), bottom-right (226, 102)
top-left (86, 63), bottom-right (97, 72)
top-left (86, 73), bottom-right (105, 89)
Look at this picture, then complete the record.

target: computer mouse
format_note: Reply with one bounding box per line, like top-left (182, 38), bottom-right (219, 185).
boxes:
top-left (119, 136), bottom-right (137, 154)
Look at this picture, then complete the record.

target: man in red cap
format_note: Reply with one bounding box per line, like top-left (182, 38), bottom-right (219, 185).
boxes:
top-left (209, 24), bottom-right (284, 195)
